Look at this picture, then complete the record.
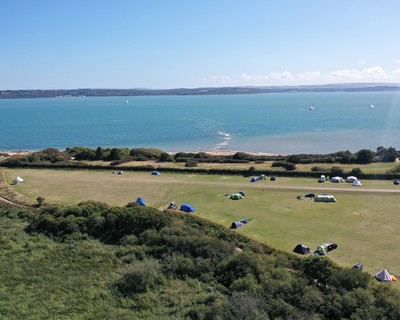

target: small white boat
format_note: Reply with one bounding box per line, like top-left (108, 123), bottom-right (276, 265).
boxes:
top-left (369, 104), bottom-right (375, 109)
top-left (309, 105), bottom-right (315, 111)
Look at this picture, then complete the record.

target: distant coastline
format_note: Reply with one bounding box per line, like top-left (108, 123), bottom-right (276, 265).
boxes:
top-left (1, 83), bottom-right (400, 99)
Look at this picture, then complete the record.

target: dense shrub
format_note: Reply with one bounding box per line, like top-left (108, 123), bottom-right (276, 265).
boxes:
top-left (330, 166), bottom-right (344, 177)
top-left (185, 159), bottom-right (199, 167)
top-left (115, 259), bottom-right (164, 295)
top-left (311, 165), bottom-right (326, 172)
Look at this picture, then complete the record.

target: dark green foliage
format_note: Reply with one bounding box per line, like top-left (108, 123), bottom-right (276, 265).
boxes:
top-left (350, 167), bottom-right (363, 176)
top-left (129, 148), bottom-right (164, 160)
top-left (272, 161), bottom-right (296, 170)
top-left (36, 196), bottom-right (45, 207)
top-left (109, 148), bottom-right (122, 161)
top-left (330, 166), bottom-right (344, 177)
top-left (115, 259), bottom-right (164, 295)
top-left (337, 150), bottom-right (356, 164)
top-left (311, 165), bottom-right (325, 172)
top-left (355, 149), bottom-right (375, 164)
top-left (302, 256), bottom-right (338, 286)
top-left (94, 146), bottom-right (104, 160)
top-left (185, 158), bottom-right (199, 167)
top-left (159, 152), bottom-right (174, 162)
top-left (3, 202), bottom-right (400, 319)
top-left (327, 269), bottom-right (371, 292)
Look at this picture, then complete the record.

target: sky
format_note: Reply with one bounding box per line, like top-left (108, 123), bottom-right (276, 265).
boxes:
top-left (1, 0), bottom-right (400, 89)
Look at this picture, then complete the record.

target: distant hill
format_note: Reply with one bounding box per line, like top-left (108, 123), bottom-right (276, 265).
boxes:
top-left (1, 83), bottom-right (400, 99)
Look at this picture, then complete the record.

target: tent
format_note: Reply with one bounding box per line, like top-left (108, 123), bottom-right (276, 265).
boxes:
top-left (167, 201), bottom-right (177, 209)
top-left (238, 191), bottom-right (246, 196)
top-left (319, 175), bottom-right (326, 182)
top-left (394, 180), bottom-right (400, 185)
top-left (136, 197), bottom-right (146, 206)
top-left (250, 177), bottom-right (259, 182)
top-left (230, 221), bottom-right (244, 229)
top-left (352, 180), bottom-right (362, 186)
top-left (331, 176), bottom-right (344, 183)
top-left (270, 176), bottom-right (276, 181)
top-left (314, 242), bottom-right (337, 256)
top-left (314, 194), bottom-right (336, 202)
top-left (346, 176), bottom-right (358, 182)
top-left (230, 193), bottom-right (244, 200)
top-left (151, 171), bottom-right (160, 175)
top-left (375, 269), bottom-right (396, 282)
top-left (12, 176), bottom-right (24, 184)
top-left (293, 244), bottom-right (311, 255)
top-left (180, 204), bottom-right (196, 213)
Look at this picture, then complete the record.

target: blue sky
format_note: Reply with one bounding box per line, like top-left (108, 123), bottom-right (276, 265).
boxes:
top-left (1, 0), bottom-right (400, 89)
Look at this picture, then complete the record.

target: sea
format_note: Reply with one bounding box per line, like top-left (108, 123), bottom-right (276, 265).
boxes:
top-left (1, 91), bottom-right (399, 155)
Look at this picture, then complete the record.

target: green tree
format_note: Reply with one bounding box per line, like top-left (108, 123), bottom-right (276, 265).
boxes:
top-left (95, 147), bottom-right (104, 160)
top-left (355, 149), bottom-right (375, 164)
top-left (109, 148), bottom-right (121, 161)
top-left (36, 196), bottom-right (46, 207)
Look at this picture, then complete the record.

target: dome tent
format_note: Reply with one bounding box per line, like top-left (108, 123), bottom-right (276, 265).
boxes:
top-left (180, 204), bottom-right (196, 213)
top-left (136, 197), bottom-right (146, 206)
top-left (352, 180), bottom-right (362, 186)
top-left (293, 244), bottom-right (311, 255)
top-left (151, 171), bottom-right (160, 175)
top-left (230, 193), bottom-right (244, 200)
top-left (230, 221), bottom-right (244, 229)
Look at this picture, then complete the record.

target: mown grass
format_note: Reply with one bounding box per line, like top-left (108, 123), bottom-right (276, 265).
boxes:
top-left (4, 168), bottom-right (400, 275)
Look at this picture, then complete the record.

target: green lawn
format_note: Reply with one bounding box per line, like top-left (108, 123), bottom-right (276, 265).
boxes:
top-left (4, 168), bottom-right (400, 275)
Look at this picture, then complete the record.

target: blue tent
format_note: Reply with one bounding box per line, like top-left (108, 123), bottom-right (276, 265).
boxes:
top-left (180, 204), bottom-right (196, 213)
top-left (136, 197), bottom-right (146, 206)
top-left (230, 221), bottom-right (244, 229)
top-left (250, 177), bottom-right (259, 182)
top-left (151, 171), bottom-right (160, 175)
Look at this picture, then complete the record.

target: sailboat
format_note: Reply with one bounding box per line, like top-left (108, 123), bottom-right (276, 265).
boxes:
top-left (369, 104), bottom-right (375, 109)
top-left (309, 104), bottom-right (315, 111)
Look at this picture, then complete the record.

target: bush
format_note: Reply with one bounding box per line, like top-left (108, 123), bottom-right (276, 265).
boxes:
top-left (350, 168), bottom-right (363, 176)
top-left (330, 166), bottom-right (344, 177)
top-left (185, 159), bottom-right (199, 167)
top-left (311, 166), bottom-right (325, 172)
top-left (115, 259), bottom-right (164, 295)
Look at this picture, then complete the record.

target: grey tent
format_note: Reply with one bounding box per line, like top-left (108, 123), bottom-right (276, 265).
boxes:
top-left (230, 221), bottom-right (244, 229)
top-left (293, 244), bottom-right (311, 255)
top-left (375, 269), bottom-right (395, 282)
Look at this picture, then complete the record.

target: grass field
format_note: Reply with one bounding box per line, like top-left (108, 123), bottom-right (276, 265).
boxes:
top-left (4, 168), bottom-right (400, 276)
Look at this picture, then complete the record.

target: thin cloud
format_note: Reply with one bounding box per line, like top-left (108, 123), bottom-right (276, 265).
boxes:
top-left (395, 58), bottom-right (400, 64)
top-left (325, 66), bottom-right (389, 81)
top-left (297, 71), bottom-right (321, 80)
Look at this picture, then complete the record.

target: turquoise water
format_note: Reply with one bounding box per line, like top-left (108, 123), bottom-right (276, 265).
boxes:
top-left (1, 91), bottom-right (399, 154)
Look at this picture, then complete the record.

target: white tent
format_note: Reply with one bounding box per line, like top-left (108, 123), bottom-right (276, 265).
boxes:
top-left (330, 176), bottom-right (344, 183)
top-left (375, 269), bottom-right (393, 282)
top-left (352, 180), bottom-right (362, 186)
top-left (13, 176), bottom-right (24, 184)
top-left (346, 176), bottom-right (358, 182)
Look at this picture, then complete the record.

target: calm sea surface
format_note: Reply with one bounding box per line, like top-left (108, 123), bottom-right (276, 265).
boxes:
top-left (1, 91), bottom-right (399, 154)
